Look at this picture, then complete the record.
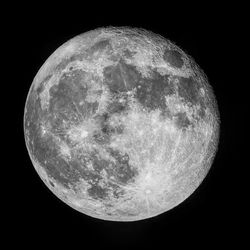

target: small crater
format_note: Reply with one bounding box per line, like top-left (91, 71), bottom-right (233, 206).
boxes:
top-left (49, 180), bottom-right (55, 187)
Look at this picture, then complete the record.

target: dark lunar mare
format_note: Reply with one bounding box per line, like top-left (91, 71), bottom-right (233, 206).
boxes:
top-left (103, 59), bottom-right (207, 123)
top-left (163, 48), bottom-right (184, 68)
top-left (24, 65), bottom-right (139, 200)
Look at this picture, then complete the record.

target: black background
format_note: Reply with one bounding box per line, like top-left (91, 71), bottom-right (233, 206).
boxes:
top-left (7, 3), bottom-right (245, 249)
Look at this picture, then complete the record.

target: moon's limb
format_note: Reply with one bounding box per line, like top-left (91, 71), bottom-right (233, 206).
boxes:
top-left (24, 27), bottom-right (219, 221)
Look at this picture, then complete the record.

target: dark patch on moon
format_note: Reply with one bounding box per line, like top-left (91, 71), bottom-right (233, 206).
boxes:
top-left (107, 148), bottom-right (138, 184)
top-left (177, 76), bottom-right (200, 105)
top-left (163, 49), bottom-right (184, 68)
top-left (87, 185), bottom-right (109, 200)
top-left (103, 60), bottom-right (175, 116)
top-left (174, 112), bottom-right (191, 130)
top-left (107, 99), bottom-right (127, 114)
top-left (55, 53), bottom-right (87, 72)
top-left (92, 113), bottom-right (124, 145)
top-left (45, 157), bottom-right (83, 188)
top-left (103, 59), bottom-right (141, 94)
top-left (35, 74), bottom-right (54, 97)
top-left (32, 132), bottom-right (56, 163)
top-left (49, 69), bottom-right (99, 118)
top-left (89, 39), bottom-right (112, 55)
top-left (84, 149), bottom-right (137, 200)
top-left (49, 81), bottom-right (74, 112)
top-left (103, 64), bottom-right (129, 93)
top-left (176, 76), bottom-right (208, 121)
top-left (135, 71), bottom-right (175, 115)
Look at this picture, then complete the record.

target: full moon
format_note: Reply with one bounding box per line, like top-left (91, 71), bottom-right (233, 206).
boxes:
top-left (24, 27), bottom-right (219, 221)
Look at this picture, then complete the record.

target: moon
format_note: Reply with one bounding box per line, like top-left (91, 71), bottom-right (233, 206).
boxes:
top-left (24, 27), bottom-right (219, 221)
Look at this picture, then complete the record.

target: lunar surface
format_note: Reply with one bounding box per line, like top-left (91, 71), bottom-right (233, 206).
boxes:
top-left (24, 27), bottom-right (219, 221)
